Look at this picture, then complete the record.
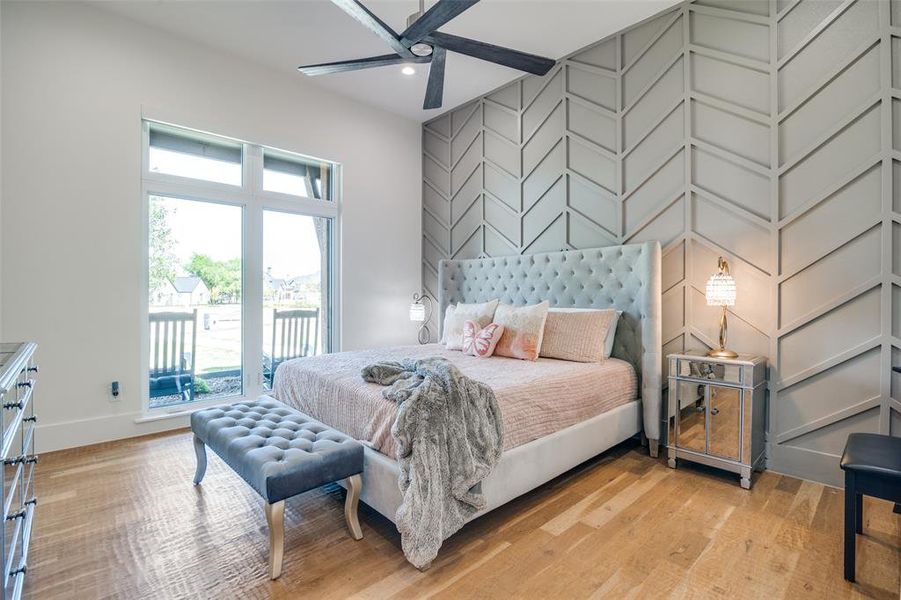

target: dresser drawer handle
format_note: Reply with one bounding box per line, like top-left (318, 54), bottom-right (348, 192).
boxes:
top-left (23, 416), bottom-right (37, 423)
top-left (24, 497), bottom-right (36, 507)
top-left (27, 366), bottom-right (38, 374)
top-left (9, 565), bottom-right (26, 577)
top-left (4, 455), bottom-right (36, 467)
top-left (6, 509), bottom-right (25, 522)
top-left (3, 401), bottom-right (23, 410)
top-left (15, 381), bottom-right (31, 389)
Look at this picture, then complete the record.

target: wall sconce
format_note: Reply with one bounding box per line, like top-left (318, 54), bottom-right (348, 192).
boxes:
top-left (705, 256), bottom-right (738, 358)
top-left (409, 292), bottom-right (433, 344)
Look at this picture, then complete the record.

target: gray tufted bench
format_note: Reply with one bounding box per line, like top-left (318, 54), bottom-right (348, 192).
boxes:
top-left (190, 397), bottom-right (364, 579)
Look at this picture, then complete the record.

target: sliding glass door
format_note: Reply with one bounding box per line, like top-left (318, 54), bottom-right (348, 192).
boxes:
top-left (142, 121), bottom-right (339, 412)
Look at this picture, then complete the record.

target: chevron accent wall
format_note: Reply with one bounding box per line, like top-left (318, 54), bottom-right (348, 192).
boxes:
top-left (421, 0), bottom-right (901, 486)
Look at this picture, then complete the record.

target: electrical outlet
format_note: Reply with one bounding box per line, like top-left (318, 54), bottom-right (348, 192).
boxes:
top-left (110, 380), bottom-right (120, 402)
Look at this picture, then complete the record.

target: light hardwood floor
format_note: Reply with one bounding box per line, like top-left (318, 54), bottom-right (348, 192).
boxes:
top-left (25, 430), bottom-right (900, 599)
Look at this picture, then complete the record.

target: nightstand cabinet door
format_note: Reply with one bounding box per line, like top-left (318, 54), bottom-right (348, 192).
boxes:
top-left (708, 385), bottom-right (741, 461)
top-left (673, 380), bottom-right (706, 454)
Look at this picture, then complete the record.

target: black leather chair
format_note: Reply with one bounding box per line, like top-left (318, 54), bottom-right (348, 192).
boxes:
top-left (839, 429), bottom-right (901, 582)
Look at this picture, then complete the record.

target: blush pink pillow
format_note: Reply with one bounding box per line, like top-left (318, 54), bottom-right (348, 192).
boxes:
top-left (462, 320), bottom-right (504, 358)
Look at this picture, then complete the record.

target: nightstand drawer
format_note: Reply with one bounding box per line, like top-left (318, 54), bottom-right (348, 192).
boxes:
top-left (671, 357), bottom-right (743, 384)
top-left (669, 355), bottom-right (765, 387)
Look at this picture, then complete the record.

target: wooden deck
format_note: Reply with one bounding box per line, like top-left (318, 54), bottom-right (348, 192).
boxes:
top-left (25, 431), bottom-right (900, 599)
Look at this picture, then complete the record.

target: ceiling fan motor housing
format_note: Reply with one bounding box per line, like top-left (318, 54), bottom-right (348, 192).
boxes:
top-left (406, 11), bottom-right (433, 56)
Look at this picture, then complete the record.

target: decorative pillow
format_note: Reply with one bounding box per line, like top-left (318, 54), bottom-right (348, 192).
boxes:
top-left (604, 310), bottom-right (622, 358)
top-left (462, 321), bottom-right (504, 358)
top-left (493, 301), bottom-right (550, 361)
top-left (441, 299), bottom-right (499, 350)
top-left (540, 308), bottom-right (620, 362)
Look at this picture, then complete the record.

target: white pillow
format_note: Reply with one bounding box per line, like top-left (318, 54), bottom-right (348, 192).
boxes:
top-left (441, 299), bottom-right (499, 350)
top-left (543, 308), bottom-right (621, 359)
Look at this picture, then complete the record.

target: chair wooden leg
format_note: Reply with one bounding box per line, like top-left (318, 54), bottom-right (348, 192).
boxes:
top-left (192, 435), bottom-right (207, 485)
top-left (844, 472), bottom-right (856, 582)
top-left (265, 501), bottom-right (285, 580)
top-left (855, 493), bottom-right (863, 534)
top-left (344, 474), bottom-right (363, 541)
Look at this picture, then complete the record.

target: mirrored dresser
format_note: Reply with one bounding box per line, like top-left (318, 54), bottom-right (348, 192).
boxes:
top-left (667, 352), bottom-right (766, 489)
top-left (0, 343), bottom-right (37, 600)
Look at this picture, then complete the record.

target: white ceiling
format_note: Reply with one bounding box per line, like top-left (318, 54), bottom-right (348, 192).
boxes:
top-left (93, 0), bottom-right (681, 122)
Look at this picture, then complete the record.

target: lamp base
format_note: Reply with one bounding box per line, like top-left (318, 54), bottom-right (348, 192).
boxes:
top-left (707, 348), bottom-right (739, 359)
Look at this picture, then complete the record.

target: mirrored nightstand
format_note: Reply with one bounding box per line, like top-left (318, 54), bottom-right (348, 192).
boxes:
top-left (667, 352), bottom-right (767, 489)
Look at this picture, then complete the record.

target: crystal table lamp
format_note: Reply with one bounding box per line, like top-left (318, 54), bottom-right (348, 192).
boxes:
top-left (705, 257), bottom-right (738, 359)
top-left (409, 292), bottom-right (433, 344)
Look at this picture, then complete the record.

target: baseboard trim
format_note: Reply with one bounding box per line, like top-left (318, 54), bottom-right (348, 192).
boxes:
top-left (767, 443), bottom-right (843, 488)
top-left (36, 411), bottom-right (190, 454)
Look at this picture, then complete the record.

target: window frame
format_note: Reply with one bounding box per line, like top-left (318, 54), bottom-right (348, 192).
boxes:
top-left (139, 120), bottom-right (341, 417)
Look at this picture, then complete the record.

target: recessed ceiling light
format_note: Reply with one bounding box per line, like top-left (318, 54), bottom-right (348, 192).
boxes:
top-left (401, 66), bottom-right (416, 76)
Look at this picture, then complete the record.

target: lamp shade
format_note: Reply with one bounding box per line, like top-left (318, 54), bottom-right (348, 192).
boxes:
top-left (409, 302), bottom-right (426, 322)
top-left (706, 271), bottom-right (736, 306)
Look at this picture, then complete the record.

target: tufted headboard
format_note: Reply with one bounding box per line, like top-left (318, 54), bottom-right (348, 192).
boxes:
top-left (437, 242), bottom-right (662, 442)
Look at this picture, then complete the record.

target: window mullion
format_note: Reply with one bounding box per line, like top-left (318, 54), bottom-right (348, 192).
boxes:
top-left (244, 144), bottom-right (265, 398)
top-left (243, 205), bottom-right (265, 399)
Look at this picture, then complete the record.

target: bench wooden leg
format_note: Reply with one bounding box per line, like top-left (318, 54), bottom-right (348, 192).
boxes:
top-left (265, 501), bottom-right (285, 580)
top-left (344, 474), bottom-right (363, 541)
top-left (192, 435), bottom-right (207, 485)
top-left (844, 472), bottom-right (856, 582)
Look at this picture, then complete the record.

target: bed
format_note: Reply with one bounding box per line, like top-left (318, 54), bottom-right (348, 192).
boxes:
top-left (272, 241), bottom-right (662, 526)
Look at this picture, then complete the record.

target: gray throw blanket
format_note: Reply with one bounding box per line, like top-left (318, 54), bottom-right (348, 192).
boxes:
top-left (361, 356), bottom-right (503, 569)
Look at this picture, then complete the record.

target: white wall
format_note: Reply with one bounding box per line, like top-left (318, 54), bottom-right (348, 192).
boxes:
top-left (1, 2), bottom-right (423, 452)
top-left (0, 0), bottom-right (4, 339)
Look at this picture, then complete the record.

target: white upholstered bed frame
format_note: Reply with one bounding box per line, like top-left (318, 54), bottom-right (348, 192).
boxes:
top-left (342, 242), bottom-right (662, 525)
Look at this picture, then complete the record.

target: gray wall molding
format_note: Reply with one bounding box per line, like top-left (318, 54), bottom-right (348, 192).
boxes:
top-left (421, 0), bottom-right (901, 486)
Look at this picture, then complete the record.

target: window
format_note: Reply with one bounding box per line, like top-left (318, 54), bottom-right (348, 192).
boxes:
top-left (148, 123), bottom-right (242, 186)
top-left (262, 211), bottom-right (332, 389)
top-left (263, 149), bottom-right (333, 199)
top-left (143, 121), bottom-right (339, 412)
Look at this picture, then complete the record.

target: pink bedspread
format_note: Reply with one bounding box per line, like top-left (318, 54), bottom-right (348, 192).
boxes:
top-left (272, 344), bottom-right (637, 458)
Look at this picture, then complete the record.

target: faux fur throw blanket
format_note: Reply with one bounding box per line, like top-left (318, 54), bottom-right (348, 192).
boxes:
top-left (361, 356), bottom-right (504, 569)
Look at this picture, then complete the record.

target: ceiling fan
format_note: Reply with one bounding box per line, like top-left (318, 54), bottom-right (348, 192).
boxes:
top-left (298, 0), bottom-right (556, 110)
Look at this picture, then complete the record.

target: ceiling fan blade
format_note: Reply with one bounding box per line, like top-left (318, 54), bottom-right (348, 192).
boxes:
top-left (426, 32), bottom-right (555, 76)
top-left (423, 47), bottom-right (447, 110)
top-left (299, 54), bottom-right (429, 76)
top-left (330, 0), bottom-right (412, 57)
top-left (401, 0), bottom-right (480, 46)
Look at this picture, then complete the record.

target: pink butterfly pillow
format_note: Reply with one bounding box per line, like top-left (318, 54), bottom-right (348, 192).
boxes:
top-left (462, 320), bottom-right (505, 358)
